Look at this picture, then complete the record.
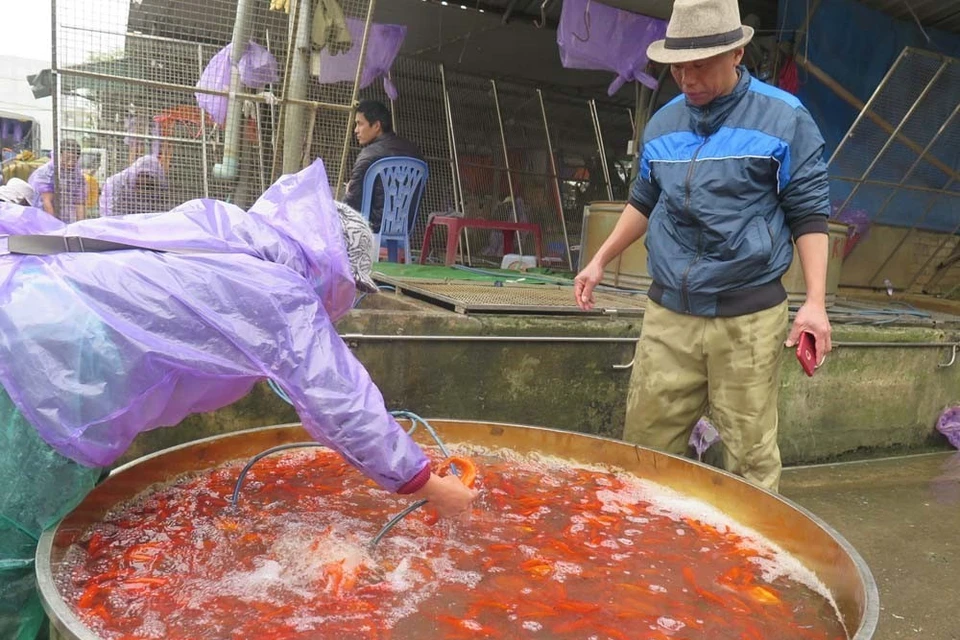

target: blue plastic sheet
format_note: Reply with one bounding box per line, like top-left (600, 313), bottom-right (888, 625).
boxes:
top-left (0, 160), bottom-right (428, 492)
top-left (777, 0), bottom-right (960, 155)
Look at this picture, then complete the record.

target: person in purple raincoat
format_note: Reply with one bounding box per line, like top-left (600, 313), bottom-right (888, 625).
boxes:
top-left (0, 159), bottom-right (476, 639)
top-left (99, 155), bottom-right (170, 217)
top-left (27, 139), bottom-right (87, 222)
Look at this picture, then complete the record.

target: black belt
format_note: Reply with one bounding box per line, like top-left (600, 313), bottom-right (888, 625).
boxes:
top-left (3, 235), bottom-right (163, 256)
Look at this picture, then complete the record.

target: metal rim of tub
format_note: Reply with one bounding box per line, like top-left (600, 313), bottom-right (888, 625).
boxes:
top-left (36, 420), bottom-right (880, 640)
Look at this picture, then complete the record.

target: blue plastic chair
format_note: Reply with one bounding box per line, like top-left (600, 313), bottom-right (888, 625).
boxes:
top-left (360, 156), bottom-right (428, 264)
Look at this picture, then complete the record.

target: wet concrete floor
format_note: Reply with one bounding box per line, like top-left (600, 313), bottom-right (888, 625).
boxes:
top-left (782, 452), bottom-right (960, 640)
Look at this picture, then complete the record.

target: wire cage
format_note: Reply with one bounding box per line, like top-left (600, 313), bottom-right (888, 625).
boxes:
top-left (51, 0), bottom-right (635, 269)
top-left (828, 47), bottom-right (960, 296)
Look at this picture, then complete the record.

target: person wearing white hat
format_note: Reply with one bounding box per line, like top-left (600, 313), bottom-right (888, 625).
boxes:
top-left (574, 0), bottom-right (832, 492)
top-left (0, 178), bottom-right (38, 207)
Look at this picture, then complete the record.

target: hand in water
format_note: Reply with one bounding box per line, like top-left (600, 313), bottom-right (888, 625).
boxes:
top-left (413, 472), bottom-right (478, 519)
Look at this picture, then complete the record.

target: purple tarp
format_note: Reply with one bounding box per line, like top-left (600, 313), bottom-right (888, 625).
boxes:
top-left (0, 159), bottom-right (428, 491)
top-left (196, 42), bottom-right (280, 126)
top-left (317, 19), bottom-right (406, 100)
top-left (557, 0), bottom-right (667, 95)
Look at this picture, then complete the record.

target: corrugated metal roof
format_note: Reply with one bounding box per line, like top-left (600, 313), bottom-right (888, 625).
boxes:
top-left (857, 0), bottom-right (960, 34)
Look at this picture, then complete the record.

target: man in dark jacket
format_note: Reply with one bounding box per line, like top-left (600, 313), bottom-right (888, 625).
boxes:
top-left (574, 0), bottom-right (832, 493)
top-left (343, 100), bottom-right (422, 233)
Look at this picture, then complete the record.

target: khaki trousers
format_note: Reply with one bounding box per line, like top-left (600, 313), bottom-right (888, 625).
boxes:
top-left (624, 300), bottom-right (789, 492)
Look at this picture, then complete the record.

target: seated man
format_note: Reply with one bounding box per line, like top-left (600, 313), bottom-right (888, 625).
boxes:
top-left (343, 100), bottom-right (423, 234)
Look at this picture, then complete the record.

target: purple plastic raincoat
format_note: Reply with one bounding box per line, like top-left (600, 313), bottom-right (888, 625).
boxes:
top-left (99, 155), bottom-right (168, 217)
top-left (0, 160), bottom-right (429, 492)
top-left (26, 159), bottom-right (87, 222)
top-left (557, 0), bottom-right (667, 95)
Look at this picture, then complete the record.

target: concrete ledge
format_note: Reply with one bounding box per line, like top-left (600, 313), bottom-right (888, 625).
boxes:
top-left (118, 293), bottom-right (960, 467)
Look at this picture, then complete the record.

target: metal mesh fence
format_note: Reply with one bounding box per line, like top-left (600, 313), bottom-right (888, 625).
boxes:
top-left (52, 1), bottom-right (633, 269)
top-left (829, 47), bottom-right (960, 294)
top-left (354, 57), bottom-right (459, 258)
top-left (54, 0), bottom-right (372, 219)
top-left (543, 97), bottom-right (619, 268)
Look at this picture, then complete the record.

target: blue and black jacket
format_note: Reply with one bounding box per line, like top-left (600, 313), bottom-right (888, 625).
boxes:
top-left (630, 68), bottom-right (830, 317)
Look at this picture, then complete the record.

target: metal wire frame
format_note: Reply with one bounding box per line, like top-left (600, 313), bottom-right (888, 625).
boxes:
top-left (828, 46), bottom-right (960, 295)
top-left (51, 0), bottom-right (628, 270)
top-left (52, 0), bottom-right (375, 215)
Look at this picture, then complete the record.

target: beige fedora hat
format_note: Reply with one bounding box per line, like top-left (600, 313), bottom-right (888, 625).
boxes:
top-left (647, 0), bottom-right (754, 65)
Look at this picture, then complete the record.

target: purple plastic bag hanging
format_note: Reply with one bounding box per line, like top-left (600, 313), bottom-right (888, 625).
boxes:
top-left (557, 0), bottom-right (667, 95)
top-left (196, 42), bottom-right (280, 126)
top-left (937, 406), bottom-right (960, 449)
top-left (689, 418), bottom-right (721, 461)
top-left (317, 19), bottom-right (406, 100)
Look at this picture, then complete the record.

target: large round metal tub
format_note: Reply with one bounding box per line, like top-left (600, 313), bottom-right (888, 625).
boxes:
top-left (37, 420), bottom-right (879, 639)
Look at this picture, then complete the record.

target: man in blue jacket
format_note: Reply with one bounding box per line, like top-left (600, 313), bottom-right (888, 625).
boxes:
top-left (575, 0), bottom-right (832, 492)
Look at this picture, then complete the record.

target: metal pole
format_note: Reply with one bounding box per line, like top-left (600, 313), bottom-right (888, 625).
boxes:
top-left (60, 126), bottom-right (201, 146)
top-left (389, 71), bottom-right (398, 135)
top-left (538, 89), bottom-right (573, 269)
top-left (440, 66), bottom-right (464, 214)
top-left (255, 106), bottom-right (267, 195)
top-left (197, 44), bottom-right (210, 197)
top-left (51, 0), bottom-right (60, 218)
top-left (336, 0), bottom-right (378, 198)
top-left (825, 48), bottom-right (911, 166)
top-left (440, 64), bottom-right (471, 265)
top-left (590, 99), bottom-right (614, 200)
top-left (492, 79), bottom-right (524, 256)
top-left (339, 333), bottom-right (960, 348)
top-left (831, 61), bottom-right (948, 220)
top-left (283, 0), bottom-right (313, 175)
top-left (861, 103), bottom-right (959, 280)
top-left (300, 105), bottom-right (318, 170)
top-left (58, 69), bottom-right (350, 112)
top-left (271, 0), bottom-right (304, 182)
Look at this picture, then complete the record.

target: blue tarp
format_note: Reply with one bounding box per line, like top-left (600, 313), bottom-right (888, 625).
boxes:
top-left (778, 0), bottom-right (960, 155)
top-left (778, 0), bottom-right (960, 233)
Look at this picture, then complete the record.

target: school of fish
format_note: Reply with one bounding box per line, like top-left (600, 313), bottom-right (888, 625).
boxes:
top-left (59, 447), bottom-right (848, 639)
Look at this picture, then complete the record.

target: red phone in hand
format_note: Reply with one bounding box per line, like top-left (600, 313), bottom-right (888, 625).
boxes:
top-left (796, 331), bottom-right (817, 377)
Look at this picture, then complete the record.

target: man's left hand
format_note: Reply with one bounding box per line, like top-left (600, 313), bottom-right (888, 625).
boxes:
top-left (785, 302), bottom-right (832, 367)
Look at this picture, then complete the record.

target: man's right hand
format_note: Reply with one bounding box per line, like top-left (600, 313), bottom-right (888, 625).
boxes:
top-left (412, 472), bottom-right (478, 519)
top-left (574, 260), bottom-right (605, 311)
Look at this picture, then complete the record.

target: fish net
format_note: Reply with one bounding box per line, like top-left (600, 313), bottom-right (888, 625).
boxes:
top-left (0, 386), bottom-right (102, 640)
